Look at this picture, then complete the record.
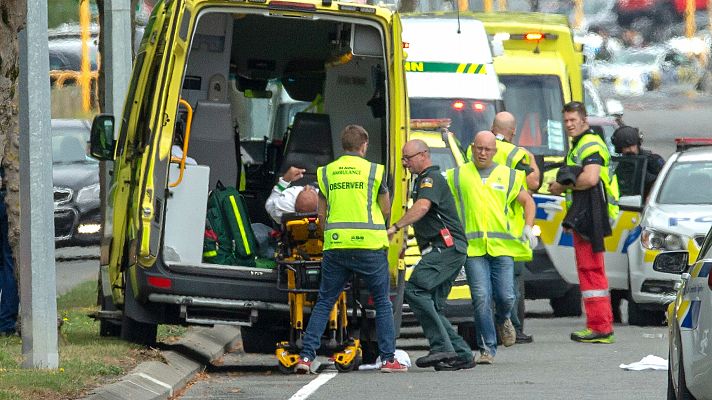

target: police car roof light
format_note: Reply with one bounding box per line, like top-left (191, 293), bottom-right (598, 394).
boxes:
top-left (675, 137), bottom-right (712, 152)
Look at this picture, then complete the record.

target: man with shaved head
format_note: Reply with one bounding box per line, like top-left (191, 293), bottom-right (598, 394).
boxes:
top-left (447, 131), bottom-right (536, 364)
top-left (387, 139), bottom-right (474, 371)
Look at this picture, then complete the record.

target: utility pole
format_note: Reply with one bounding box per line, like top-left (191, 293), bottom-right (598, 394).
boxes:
top-left (484, 0), bottom-right (493, 12)
top-left (686, 0), bottom-right (696, 37)
top-left (18, 0), bottom-right (59, 369)
top-left (573, 0), bottom-right (584, 30)
top-left (80, 0), bottom-right (93, 113)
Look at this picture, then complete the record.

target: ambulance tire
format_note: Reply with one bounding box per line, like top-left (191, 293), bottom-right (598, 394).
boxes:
top-left (120, 281), bottom-right (158, 346)
top-left (550, 287), bottom-right (582, 317)
top-left (627, 299), bottom-right (665, 326)
top-left (458, 323), bottom-right (479, 350)
top-left (120, 313), bottom-right (158, 346)
top-left (241, 326), bottom-right (286, 354)
top-left (361, 340), bottom-right (379, 365)
top-left (97, 278), bottom-right (121, 337)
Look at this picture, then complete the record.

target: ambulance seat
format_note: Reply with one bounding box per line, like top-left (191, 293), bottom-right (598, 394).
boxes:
top-left (280, 113), bottom-right (333, 187)
top-left (190, 101), bottom-right (238, 189)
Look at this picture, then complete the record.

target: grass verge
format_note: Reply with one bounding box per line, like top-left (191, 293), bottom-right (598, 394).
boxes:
top-left (0, 280), bottom-right (187, 400)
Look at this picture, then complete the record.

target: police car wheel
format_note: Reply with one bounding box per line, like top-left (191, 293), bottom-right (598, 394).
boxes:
top-left (550, 288), bottom-right (582, 317)
top-left (674, 332), bottom-right (695, 400)
top-left (627, 299), bottom-right (665, 327)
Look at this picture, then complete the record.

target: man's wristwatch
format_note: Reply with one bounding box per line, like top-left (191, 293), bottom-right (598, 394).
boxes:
top-left (391, 223), bottom-right (401, 231)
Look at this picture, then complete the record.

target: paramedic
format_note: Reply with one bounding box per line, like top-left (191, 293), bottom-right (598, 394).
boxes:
top-left (296, 125), bottom-right (407, 374)
top-left (548, 101), bottom-right (619, 344)
top-left (447, 131), bottom-right (536, 364)
top-left (265, 166), bottom-right (319, 224)
top-left (491, 111), bottom-right (539, 344)
top-left (387, 139), bottom-right (474, 371)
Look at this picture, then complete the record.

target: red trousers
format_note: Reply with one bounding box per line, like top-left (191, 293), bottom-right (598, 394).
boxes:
top-left (573, 232), bottom-right (613, 333)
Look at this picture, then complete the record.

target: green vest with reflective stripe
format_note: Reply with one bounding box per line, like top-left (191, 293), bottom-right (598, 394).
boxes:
top-left (493, 140), bottom-right (530, 170)
top-left (317, 155), bottom-right (388, 250)
top-left (446, 162), bottom-right (528, 257)
top-left (565, 133), bottom-right (620, 220)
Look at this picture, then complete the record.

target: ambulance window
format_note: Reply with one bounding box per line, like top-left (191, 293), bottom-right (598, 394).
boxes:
top-left (409, 98), bottom-right (496, 147)
top-left (429, 147), bottom-right (457, 171)
top-left (499, 74), bottom-right (565, 156)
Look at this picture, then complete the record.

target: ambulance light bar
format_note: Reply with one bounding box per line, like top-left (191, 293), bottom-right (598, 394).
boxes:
top-left (410, 118), bottom-right (452, 130)
top-left (498, 32), bottom-right (559, 41)
top-left (268, 1), bottom-right (316, 11)
top-left (675, 137), bottom-right (712, 152)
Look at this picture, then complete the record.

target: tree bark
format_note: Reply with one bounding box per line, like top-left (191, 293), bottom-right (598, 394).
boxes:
top-left (0, 1), bottom-right (26, 284)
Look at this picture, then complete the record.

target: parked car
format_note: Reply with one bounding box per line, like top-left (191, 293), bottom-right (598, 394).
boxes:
top-left (653, 232), bottom-right (712, 400)
top-left (624, 144), bottom-right (712, 325)
top-left (52, 119), bottom-right (101, 246)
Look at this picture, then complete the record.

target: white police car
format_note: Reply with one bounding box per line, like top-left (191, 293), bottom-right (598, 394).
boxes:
top-left (653, 231), bottom-right (712, 400)
top-left (626, 144), bottom-right (712, 325)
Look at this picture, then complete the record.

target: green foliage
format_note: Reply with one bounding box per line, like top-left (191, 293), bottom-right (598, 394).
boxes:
top-left (48, 0), bottom-right (98, 29)
top-left (0, 279), bottom-right (183, 400)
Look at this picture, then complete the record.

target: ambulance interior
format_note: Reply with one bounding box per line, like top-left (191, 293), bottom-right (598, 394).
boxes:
top-left (162, 11), bottom-right (391, 267)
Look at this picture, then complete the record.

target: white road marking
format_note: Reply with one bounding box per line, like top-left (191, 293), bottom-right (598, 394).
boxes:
top-left (289, 371), bottom-right (338, 400)
top-left (132, 372), bottom-right (173, 396)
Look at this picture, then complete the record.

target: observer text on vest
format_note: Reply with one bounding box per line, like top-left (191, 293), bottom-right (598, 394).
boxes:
top-left (329, 182), bottom-right (365, 190)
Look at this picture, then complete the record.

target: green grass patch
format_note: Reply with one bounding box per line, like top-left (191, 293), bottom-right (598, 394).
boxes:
top-left (0, 280), bottom-right (187, 400)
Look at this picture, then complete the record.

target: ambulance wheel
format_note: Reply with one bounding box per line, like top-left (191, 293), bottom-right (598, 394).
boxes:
top-left (241, 326), bottom-right (286, 353)
top-left (335, 355), bottom-right (361, 372)
top-left (361, 340), bottom-right (379, 365)
top-left (97, 278), bottom-right (121, 337)
top-left (550, 287), bottom-right (582, 317)
top-left (120, 313), bottom-right (158, 346)
top-left (458, 323), bottom-right (478, 350)
top-left (277, 362), bottom-right (295, 375)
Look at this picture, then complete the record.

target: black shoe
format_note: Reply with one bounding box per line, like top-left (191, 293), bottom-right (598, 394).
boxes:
top-left (515, 330), bottom-right (533, 344)
top-left (434, 358), bottom-right (476, 371)
top-left (415, 351), bottom-right (458, 368)
top-left (0, 329), bottom-right (16, 337)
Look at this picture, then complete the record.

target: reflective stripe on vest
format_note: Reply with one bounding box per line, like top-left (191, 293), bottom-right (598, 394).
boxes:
top-left (566, 134), bottom-right (620, 220)
top-left (581, 289), bottom-right (610, 299)
top-left (317, 156), bottom-right (388, 250)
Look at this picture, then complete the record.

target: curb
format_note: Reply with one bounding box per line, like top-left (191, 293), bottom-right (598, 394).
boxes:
top-left (82, 325), bottom-right (241, 400)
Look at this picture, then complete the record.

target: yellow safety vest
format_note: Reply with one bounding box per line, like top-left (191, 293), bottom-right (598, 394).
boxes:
top-left (565, 133), bottom-right (620, 220)
top-left (446, 162), bottom-right (530, 258)
top-left (317, 155), bottom-right (388, 250)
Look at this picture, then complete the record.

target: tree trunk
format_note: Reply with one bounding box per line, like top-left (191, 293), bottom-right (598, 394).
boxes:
top-left (0, 1), bottom-right (26, 285)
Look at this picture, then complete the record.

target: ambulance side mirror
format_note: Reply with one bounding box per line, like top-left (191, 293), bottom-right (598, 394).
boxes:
top-left (90, 114), bottom-right (116, 161)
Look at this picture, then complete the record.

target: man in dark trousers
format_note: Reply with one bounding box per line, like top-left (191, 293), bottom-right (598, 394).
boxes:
top-left (387, 139), bottom-right (474, 371)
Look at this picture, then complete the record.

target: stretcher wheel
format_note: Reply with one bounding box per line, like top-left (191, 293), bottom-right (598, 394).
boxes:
top-left (334, 355), bottom-right (361, 373)
top-left (277, 362), bottom-right (296, 374)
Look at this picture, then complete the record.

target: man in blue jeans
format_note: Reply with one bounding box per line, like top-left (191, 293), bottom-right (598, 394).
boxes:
top-left (296, 125), bottom-right (407, 373)
top-left (0, 187), bottom-right (18, 337)
top-left (447, 131), bottom-right (536, 364)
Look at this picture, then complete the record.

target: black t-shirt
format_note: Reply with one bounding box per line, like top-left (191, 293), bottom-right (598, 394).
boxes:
top-left (411, 165), bottom-right (467, 253)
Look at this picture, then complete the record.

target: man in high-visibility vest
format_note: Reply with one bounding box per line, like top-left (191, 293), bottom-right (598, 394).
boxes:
top-left (549, 101), bottom-right (619, 344)
top-left (491, 111), bottom-right (539, 344)
top-left (296, 125), bottom-right (407, 374)
top-left (387, 139), bottom-right (474, 371)
top-left (447, 131), bottom-right (536, 364)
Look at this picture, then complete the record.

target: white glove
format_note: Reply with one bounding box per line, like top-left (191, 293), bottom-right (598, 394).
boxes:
top-left (523, 225), bottom-right (538, 249)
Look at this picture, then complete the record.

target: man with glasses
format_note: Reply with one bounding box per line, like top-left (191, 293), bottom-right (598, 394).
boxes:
top-left (548, 101), bottom-right (619, 344)
top-left (447, 131), bottom-right (536, 364)
top-left (387, 139), bottom-right (474, 371)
